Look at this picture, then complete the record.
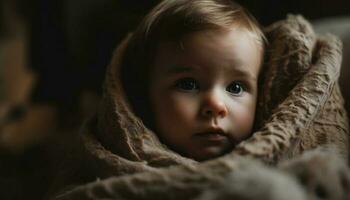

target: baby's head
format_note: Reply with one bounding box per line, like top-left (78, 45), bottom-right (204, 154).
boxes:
top-left (121, 0), bottom-right (265, 161)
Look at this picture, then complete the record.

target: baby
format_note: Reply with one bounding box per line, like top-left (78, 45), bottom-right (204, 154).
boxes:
top-left (121, 0), bottom-right (265, 161)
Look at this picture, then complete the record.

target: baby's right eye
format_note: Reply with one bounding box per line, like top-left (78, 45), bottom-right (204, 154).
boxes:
top-left (175, 78), bottom-right (199, 91)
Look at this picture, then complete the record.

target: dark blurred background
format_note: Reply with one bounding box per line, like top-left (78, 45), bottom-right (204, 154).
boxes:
top-left (3, 0), bottom-right (350, 112)
top-left (5, 0), bottom-right (350, 104)
top-left (2, 0), bottom-right (350, 117)
top-left (0, 0), bottom-right (349, 200)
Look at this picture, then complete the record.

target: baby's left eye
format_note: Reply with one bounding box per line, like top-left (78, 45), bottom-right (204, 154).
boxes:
top-left (226, 81), bottom-right (244, 95)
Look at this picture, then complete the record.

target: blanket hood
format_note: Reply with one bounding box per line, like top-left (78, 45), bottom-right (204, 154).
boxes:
top-left (80, 15), bottom-right (348, 178)
top-left (47, 15), bottom-right (350, 200)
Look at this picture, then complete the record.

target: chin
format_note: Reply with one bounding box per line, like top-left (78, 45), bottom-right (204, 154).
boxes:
top-left (191, 146), bottom-right (227, 161)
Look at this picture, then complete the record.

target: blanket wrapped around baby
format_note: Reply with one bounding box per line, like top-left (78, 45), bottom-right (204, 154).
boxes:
top-left (48, 15), bottom-right (350, 200)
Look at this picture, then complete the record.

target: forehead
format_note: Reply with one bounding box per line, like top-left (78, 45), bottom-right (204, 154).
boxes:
top-left (153, 27), bottom-right (263, 79)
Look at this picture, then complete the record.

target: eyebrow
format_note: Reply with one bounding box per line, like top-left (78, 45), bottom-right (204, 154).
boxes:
top-left (229, 67), bottom-right (258, 81)
top-left (227, 59), bottom-right (258, 81)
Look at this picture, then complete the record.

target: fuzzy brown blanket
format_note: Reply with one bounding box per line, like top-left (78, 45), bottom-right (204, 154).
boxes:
top-left (48, 15), bottom-right (350, 200)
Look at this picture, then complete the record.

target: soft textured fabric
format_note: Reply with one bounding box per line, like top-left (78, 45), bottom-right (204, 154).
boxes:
top-left (48, 15), bottom-right (349, 200)
top-left (313, 17), bottom-right (350, 121)
top-left (237, 15), bottom-right (349, 162)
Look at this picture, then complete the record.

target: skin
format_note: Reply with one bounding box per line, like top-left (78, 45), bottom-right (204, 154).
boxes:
top-left (149, 27), bottom-right (263, 161)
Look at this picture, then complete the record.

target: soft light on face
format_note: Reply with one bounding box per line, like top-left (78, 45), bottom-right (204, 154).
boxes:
top-left (149, 27), bottom-right (262, 161)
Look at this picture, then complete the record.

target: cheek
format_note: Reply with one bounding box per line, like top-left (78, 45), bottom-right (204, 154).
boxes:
top-left (229, 100), bottom-right (256, 138)
top-left (236, 110), bottom-right (255, 128)
top-left (153, 93), bottom-right (198, 129)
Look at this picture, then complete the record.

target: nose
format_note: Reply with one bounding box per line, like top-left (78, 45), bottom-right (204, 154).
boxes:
top-left (200, 91), bottom-right (228, 119)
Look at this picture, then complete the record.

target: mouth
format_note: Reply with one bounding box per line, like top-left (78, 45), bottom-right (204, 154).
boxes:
top-left (195, 128), bottom-right (228, 142)
top-left (192, 128), bottom-right (237, 160)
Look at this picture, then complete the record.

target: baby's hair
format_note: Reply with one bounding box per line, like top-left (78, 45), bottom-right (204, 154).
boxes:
top-left (141, 0), bottom-right (265, 45)
top-left (121, 0), bottom-right (265, 127)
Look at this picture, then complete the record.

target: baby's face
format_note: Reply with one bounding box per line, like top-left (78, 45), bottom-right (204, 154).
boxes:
top-left (149, 27), bottom-right (262, 161)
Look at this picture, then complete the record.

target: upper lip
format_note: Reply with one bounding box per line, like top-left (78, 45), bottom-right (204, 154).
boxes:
top-left (196, 127), bottom-right (226, 136)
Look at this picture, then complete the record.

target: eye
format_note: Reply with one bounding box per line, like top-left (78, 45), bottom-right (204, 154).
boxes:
top-left (226, 81), bottom-right (244, 95)
top-left (175, 78), bottom-right (199, 91)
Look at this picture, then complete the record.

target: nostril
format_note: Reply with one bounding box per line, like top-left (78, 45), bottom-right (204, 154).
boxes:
top-left (202, 106), bottom-right (227, 118)
top-left (218, 109), bottom-right (228, 117)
